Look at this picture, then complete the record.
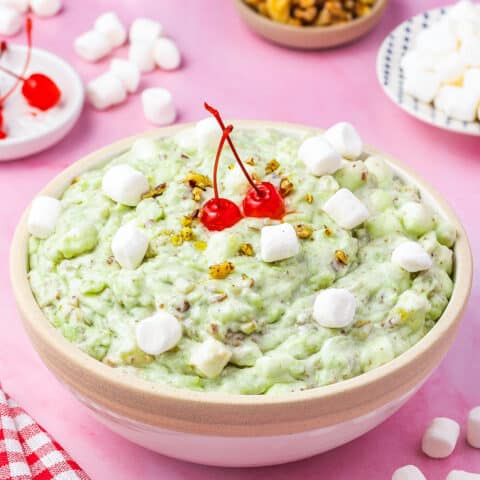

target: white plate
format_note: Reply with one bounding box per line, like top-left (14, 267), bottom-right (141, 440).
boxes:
top-left (0, 45), bottom-right (84, 161)
top-left (376, 6), bottom-right (480, 136)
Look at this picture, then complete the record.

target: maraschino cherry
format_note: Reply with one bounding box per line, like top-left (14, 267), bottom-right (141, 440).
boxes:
top-left (204, 102), bottom-right (285, 220)
top-left (200, 124), bottom-right (243, 231)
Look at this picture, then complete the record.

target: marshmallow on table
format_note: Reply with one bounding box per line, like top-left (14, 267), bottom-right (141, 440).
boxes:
top-left (323, 122), bottom-right (363, 160)
top-left (30, 0), bottom-right (62, 16)
top-left (102, 164), bottom-right (149, 206)
top-left (195, 117), bottom-right (222, 150)
top-left (111, 223), bottom-right (149, 270)
top-left (446, 471), bottom-right (480, 480)
top-left (109, 58), bottom-right (140, 93)
top-left (434, 86), bottom-right (480, 122)
top-left (392, 465), bottom-right (426, 480)
top-left (141, 87), bottom-right (176, 126)
top-left (467, 406), bottom-right (480, 448)
top-left (190, 337), bottom-right (232, 378)
top-left (260, 223), bottom-right (299, 263)
top-left (27, 195), bottom-right (61, 239)
top-left (298, 136), bottom-right (342, 176)
top-left (153, 37), bottom-right (181, 70)
top-left (128, 41), bottom-right (155, 73)
top-left (135, 312), bottom-right (182, 355)
top-left (323, 188), bottom-right (369, 230)
top-left (94, 11), bottom-right (126, 48)
top-left (422, 417), bottom-right (460, 458)
top-left (87, 72), bottom-right (127, 110)
top-left (392, 241), bottom-right (432, 273)
top-left (0, 5), bottom-right (21, 36)
top-left (460, 36), bottom-right (480, 67)
top-left (404, 70), bottom-right (441, 103)
top-left (313, 288), bottom-right (356, 329)
top-left (74, 30), bottom-right (112, 62)
top-left (0, 0), bottom-right (28, 12)
top-left (129, 17), bottom-right (163, 43)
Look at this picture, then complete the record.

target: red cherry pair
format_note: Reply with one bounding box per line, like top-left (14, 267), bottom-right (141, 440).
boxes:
top-left (200, 102), bottom-right (285, 231)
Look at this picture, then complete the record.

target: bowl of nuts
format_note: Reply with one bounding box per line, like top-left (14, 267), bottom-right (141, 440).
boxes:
top-left (233, 0), bottom-right (389, 49)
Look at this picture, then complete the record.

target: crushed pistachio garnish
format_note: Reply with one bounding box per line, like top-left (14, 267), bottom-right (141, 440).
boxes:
top-left (324, 225), bottom-right (333, 237)
top-left (305, 193), bottom-right (313, 204)
top-left (141, 182), bottom-right (167, 200)
top-left (294, 224), bottom-right (313, 239)
top-left (279, 177), bottom-right (294, 197)
top-left (265, 159), bottom-right (280, 174)
top-left (71, 177), bottom-right (79, 185)
top-left (180, 227), bottom-right (194, 241)
top-left (239, 243), bottom-right (254, 256)
top-left (227, 164), bottom-right (235, 170)
top-left (192, 186), bottom-right (203, 202)
top-left (194, 240), bottom-right (207, 251)
top-left (184, 171), bottom-right (212, 190)
top-left (181, 209), bottom-right (200, 227)
top-left (252, 172), bottom-right (261, 183)
top-left (335, 250), bottom-right (348, 265)
top-left (209, 261), bottom-right (235, 279)
top-left (170, 233), bottom-right (183, 246)
top-left (245, 157), bottom-right (256, 166)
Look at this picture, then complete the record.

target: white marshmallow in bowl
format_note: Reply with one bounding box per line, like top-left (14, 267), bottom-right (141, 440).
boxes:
top-left (415, 20), bottom-right (457, 56)
top-left (298, 136), bottom-right (342, 176)
top-left (0, 0), bottom-right (28, 13)
top-left (401, 51), bottom-right (438, 75)
top-left (87, 72), bottom-right (127, 110)
top-left (128, 40), bottom-right (155, 73)
top-left (109, 58), bottom-right (140, 94)
top-left (111, 223), bottom-right (149, 270)
top-left (141, 87), bottom-right (176, 125)
top-left (27, 195), bottom-right (61, 239)
top-left (129, 17), bottom-right (163, 43)
top-left (102, 164), bottom-right (149, 206)
top-left (434, 86), bottom-right (480, 122)
top-left (94, 11), bottom-right (127, 49)
top-left (436, 53), bottom-right (466, 84)
top-left (74, 30), bottom-right (112, 62)
top-left (391, 241), bottom-right (432, 273)
top-left (195, 117), bottom-right (222, 150)
top-left (313, 288), bottom-right (356, 329)
top-left (464, 68), bottom-right (480, 96)
top-left (323, 188), bottom-right (369, 230)
top-left (323, 122), bottom-right (363, 160)
top-left (392, 465), bottom-right (426, 480)
top-left (260, 223), bottom-right (299, 263)
top-left (422, 417), bottom-right (460, 458)
top-left (448, 0), bottom-right (480, 23)
top-left (0, 5), bottom-right (22, 36)
top-left (153, 37), bottom-right (181, 70)
top-left (30, 0), bottom-right (62, 16)
top-left (190, 337), bottom-right (232, 378)
top-left (460, 36), bottom-right (480, 67)
top-left (404, 70), bottom-right (441, 103)
top-left (136, 312), bottom-right (182, 355)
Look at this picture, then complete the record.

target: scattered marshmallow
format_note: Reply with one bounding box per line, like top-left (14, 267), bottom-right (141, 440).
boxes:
top-left (195, 117), bottom-right (222, 150)
top-left (0, 5), bottom-right (22, 36)
top-left (0, 0), bottom-right (28, 13)
top-left (422, 417), bottom-right (460, 458)
top-left (87, 72), bottom-right (127, 110)
top-left (111, 223), bottom-right (149, 270)
top-left (323, 188), bottom-right (369, 229)
top-left (190, 337), bottom-right (232, 378)
top-left (27, 195), bottom-right (61, 239)
top-left (109, 58), bottom-right (140, 94)
top-left (447, 472), bottom-right (480, 480)
top-left (141, 87), bottom-right (176, 125)
top-left (298, 136), bottom-right (342, 176)
top-left (129, 17), bottom-right (163, 44)
top-left (392, 241), bottom-right (432, 273)
top-left (94, 11), bottom-right (126, 49)
top-left (128, 40), bottom-right (155, 73)
top-left (130, 138), bottom-right (158, 160)
top-left (323, 122), bottom-right (363, 160)
top-left (74, 30), bottom-right (112, 62)
top-left (102, 164), bottom-right (149, 206)
top-left (434, 86), bottom-right (480, 122)
top-left (135, 312), bottom-right (182, 355)
top-left (260, 223), bottom-right (299, 263)
top-left (467, 406), bottom-right (480, 448)
top-left (313, 288), bottom-right (356, 329)
top-left (460, 36), bottom-right (480, 67)
top-left (404, 70), bottom-right (441, 103)
top-left (30, 0), bottom-right (61, 16)
top-left (392, 465), bottom-right (426, 480)
top-left (153, 37), bottom-right (181, 70)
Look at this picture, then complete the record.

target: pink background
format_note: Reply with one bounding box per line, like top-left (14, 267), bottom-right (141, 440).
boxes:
top-left (1, 0), bottom-right (479, 478)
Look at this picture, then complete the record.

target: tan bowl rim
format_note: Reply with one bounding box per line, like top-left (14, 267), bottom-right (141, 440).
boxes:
top-left (233, 0), bottom-right (388, 35)
top-left (10, 121), bottom-right (472, 415)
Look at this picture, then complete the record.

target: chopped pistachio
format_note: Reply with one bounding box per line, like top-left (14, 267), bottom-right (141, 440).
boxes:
top-left (209, 261), bottom-right (235, 279)
top-left (184, 171), bottom-right (212, 189)
top-left (141, 182), bottom-right (167, 199)
top-left (170, 233), bottom-right (183, 246)
top-left (279, 177), bottom-right (294, 197)
top-left (265, 159), bottom-right (280, 174)
top-left (245, 157), bottom-right (256, 166)
top-left (227, 164), bottom-right (235, 170)
top-left (192, 186), bottom-right (203, 202)
top-left (305, 193), bottom-right (313, 204)
top-left (180, 227), bottom-right (194, 241)
top-left (294, 224), bottom-right (313, 239)
top-left (335, 249), bottom-right (348, 265)
top-left (71, 177), bottom-right (79, 185)
top-left (194, 240), bottom-right (207, 251)
top-left (239, 243), bottom-right (254, 256)
top-left (324, 225), bottom-right (333, 237)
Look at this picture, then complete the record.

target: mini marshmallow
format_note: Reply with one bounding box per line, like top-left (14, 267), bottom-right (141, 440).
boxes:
top-left (135, 312), bottom-right (182, 355)
top-left (298, 136), bottom-right (342, 176)
top-left (434, 86), bottom-right (480, 122)
top-left (436, 53), bottom-right (466, 84)
top-left (195, 117), bottom-right (222, 150)
top-left (0, 5), bottom-right (21, 36)
top-left (129, 17), bottom-right (163, 43)
top-left (260, 223), bottom-right (300, 263)
top-left (27, 195), bottom-right (61, 239)
top-left (30, 0), bottom-right (61, 16)
top-left (128, 40), bottom-right (155, 73)
top-left (0, 0), bottom-right (28, 13)
top-left (102, 164), bottom-right (149, 206)
top-left (447, 471), bottom-right (480, 480)
top-left (323, 122), bottom-right (363, 160)
top-left (130, 138), bottom-right (158, 160)
top-left (392, 241), bottom-right (433, 273)
top-left (422, 417), bottom-right (460, 458)
top-left (153, 37), bottom-right (181, 70)
top-left (467, 406), bottom-right (480, 448)
top-left (448, 0), bottom-right (480, 23)
top-left (460, 36), bottom-right (480, 67)
top-left (87, 72), bottom-right (127, 110)
top-left (190, 337), bottom-right (232, 378)
top-left (464, 68), bottom-right (480, 96)
top-left (313, 288), bottom-right (356, 329)
top-left (392, 465), bottom-right (426, 480)
top-left (404, 70), bottom-right (441, 103)
top-left (74, 30), bottom-right (111, 62)
top-left (141, 87), bottom-right (176, 125)
top-left (109, 58), bottom-right (140, 93)
top-left (323, 188), bottom-right (369, 229)
top-left (415, 20), bottom-right (458, 56)
top-left (111, 223), bottom-right (149, 270)
top-left (401, 51), bottom-right (438, 74)
top-left (94, 12), bottom-right (126, 48)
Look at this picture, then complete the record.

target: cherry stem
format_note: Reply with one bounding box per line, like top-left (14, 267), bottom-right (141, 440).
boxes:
top-left (213, 124), bottom-right (233, 199)
top-left (0, 64), bottom-right (24, 81)
top-left (204, 102), bottom-right (261, 195)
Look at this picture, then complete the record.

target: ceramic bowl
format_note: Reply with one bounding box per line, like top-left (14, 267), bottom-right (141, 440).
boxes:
top-left (233, 0), bottom-right (389, 49)
top-left (10, 121), bottom-right (472, 467)
top-left (0, 45), bottom-right (84, 161)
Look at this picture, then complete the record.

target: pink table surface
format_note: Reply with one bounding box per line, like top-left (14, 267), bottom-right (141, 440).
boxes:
top-left (0, 0), bottom-right (479, 478)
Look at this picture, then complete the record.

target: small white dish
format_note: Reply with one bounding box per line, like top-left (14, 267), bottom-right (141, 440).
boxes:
top-left (0, 45), bottom-right (84, 161)
top-left (376, 6), bottom-right (480, 136)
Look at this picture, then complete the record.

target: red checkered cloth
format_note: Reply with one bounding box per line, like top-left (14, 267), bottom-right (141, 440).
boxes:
top-left (0, 383), bottom-right (90, 480)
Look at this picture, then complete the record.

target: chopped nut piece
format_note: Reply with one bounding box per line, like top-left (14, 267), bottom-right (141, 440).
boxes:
top-left (170, 233), bottom-right (183, 246)
top-left (245, 157), bottom-right (256, 166)
top-left (294, 224), bottom-right (313, 239)
top-left (265, 159), bottom-right (280, 174)
top-left (71, 177), bottom-right (79, 185)
top-left (106, 255), bottom-right (114, 265)
top-left (209, 322), bottom-right (220, 337)
top-left (184, 171), bottom-right (212, 190)
top-left (279, 177), bottom-right (294, 197)
top-left (209, 293), bottom-right (228, 303)
top-left (180, 227), bottom-right (194, 241)
top-left (324, 225), bottom-right (333, 237)
top-left (227, 164), bottom-right (235, 170)
top-left (194, 240), bottom-right (207, 251)
top-left (141, 183), bottom-right (167, 199)
top-left (176, 300), bottom-right (191, 313)
top-left (209, 261), bottom-right (235, 279)
top-left (305, 193), bottom-right (313, 204)
top-left (239, 243), bottom-right (255, 256)
top-left (241, 273), bottom-right (255, 287)
top-left (335, 249), bottom-right (348, 265)
top-left (192, 186), bottom-right (203, 202)
top-left (181, 209), bottom-right (200, 226)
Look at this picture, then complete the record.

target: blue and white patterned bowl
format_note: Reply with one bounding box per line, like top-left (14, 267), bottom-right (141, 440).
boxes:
top-left (376, 6), bottom-right (480, 136)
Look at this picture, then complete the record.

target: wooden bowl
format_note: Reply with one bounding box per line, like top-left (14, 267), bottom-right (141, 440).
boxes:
top-left (10, 121), bottom-right (472, 466)
top-left (233, 0), bottom-right (390, 49)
